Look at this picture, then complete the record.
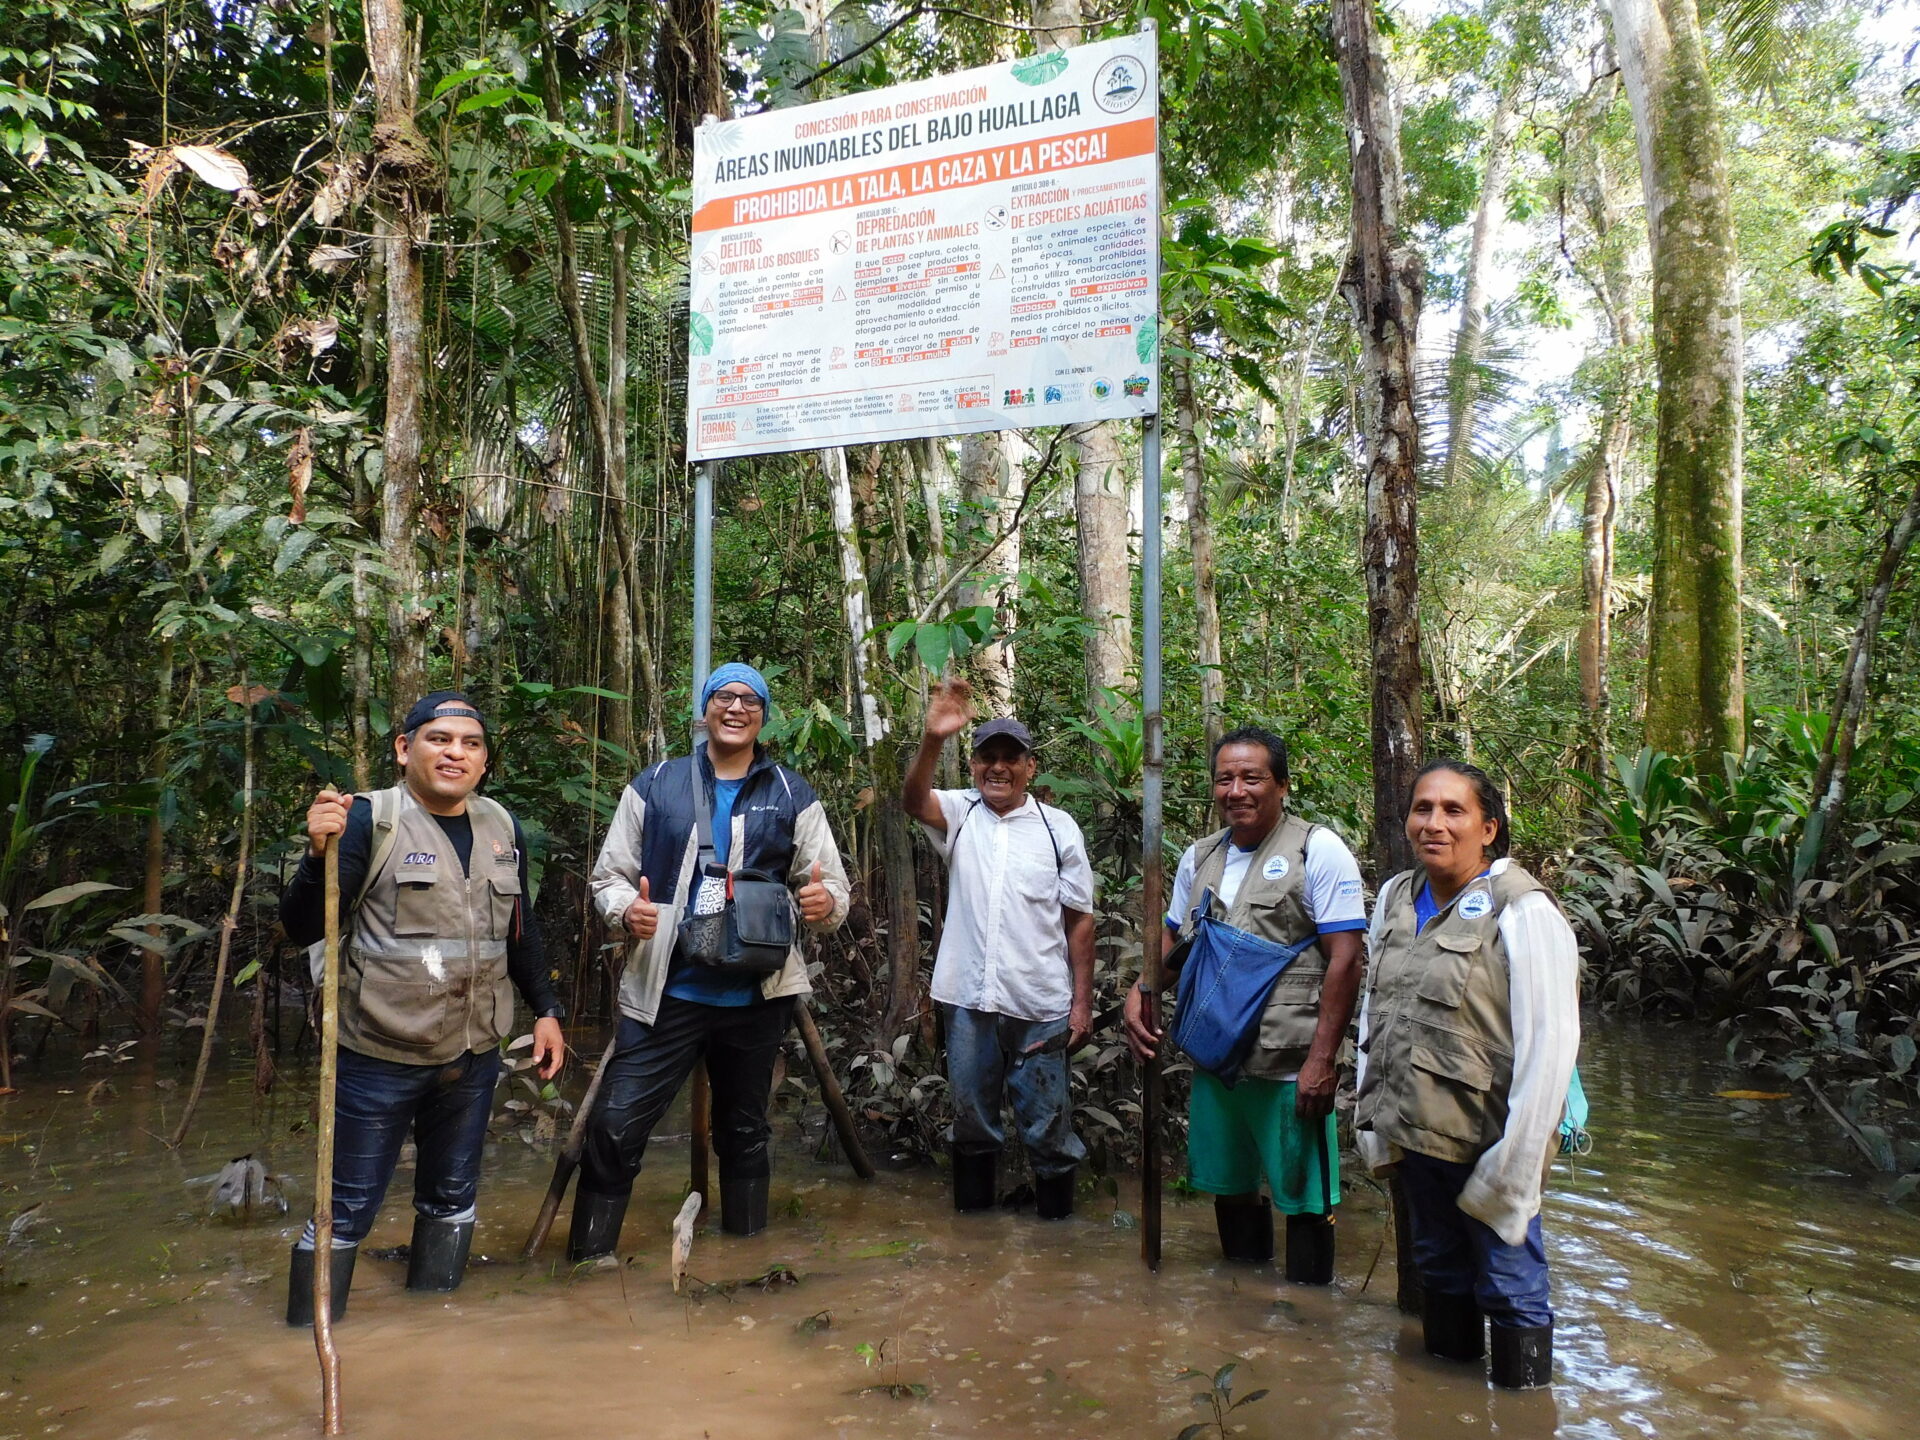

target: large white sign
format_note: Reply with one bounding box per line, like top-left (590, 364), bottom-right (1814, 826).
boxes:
top-left (687, 32), bottom-right (1159, 461)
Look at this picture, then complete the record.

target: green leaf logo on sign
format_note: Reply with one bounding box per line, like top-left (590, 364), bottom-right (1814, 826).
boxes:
top-left (1135, 314), bottom-right (1158, 364)
top-left (690, 311), bottom-right (715, 357)
top-left (1011, 52), bottom-right (1069, 86)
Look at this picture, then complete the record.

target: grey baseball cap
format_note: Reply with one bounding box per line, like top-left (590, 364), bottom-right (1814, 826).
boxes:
top-left (971, 717), bottom-right (1034, 752)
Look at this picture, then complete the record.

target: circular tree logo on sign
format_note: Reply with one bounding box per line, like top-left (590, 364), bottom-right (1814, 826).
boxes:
top-left (1093, 55), bottom-right (1145, 114)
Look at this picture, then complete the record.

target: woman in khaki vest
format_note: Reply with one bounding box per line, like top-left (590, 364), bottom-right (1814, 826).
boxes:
top-left (1354, 761), bottom-right (1579, 1389)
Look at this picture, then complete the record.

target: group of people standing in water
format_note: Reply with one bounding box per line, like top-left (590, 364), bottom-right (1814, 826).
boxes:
top-left (278, 667), bottom-right (1580, 1391)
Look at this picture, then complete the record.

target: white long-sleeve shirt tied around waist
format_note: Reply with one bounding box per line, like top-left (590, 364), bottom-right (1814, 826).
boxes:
top-left (923, 788), bottom-right (1096, 1023)
top-left (1354, 856), bottom-right (1582, 1246)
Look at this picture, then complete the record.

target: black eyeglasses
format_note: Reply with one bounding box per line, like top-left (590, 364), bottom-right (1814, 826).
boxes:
top-left (709, 690), bottom-right (765, 713)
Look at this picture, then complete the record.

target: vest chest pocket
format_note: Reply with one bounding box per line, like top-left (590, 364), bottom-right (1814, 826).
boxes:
top-left (1414, 930), bottom-right (1481, 1008)
top-left (392, 873), bottom-right (440, 937)
top-left (487, 871), bottom-right (522, 940)
top-left (1402, 1038), bottom-right (1495, 1144)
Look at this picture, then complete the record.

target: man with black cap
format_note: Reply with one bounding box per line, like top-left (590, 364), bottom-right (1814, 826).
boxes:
top-left (570, 662), bottom-right (851, 1260)
top-left (904, 677), bottom-right (1097, 1218)
top-left (279, 691), bottom-right (566, 1323)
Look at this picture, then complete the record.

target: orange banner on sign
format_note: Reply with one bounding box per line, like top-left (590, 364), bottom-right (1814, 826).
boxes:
top-left (692, 118), bottom-right (1156, 234)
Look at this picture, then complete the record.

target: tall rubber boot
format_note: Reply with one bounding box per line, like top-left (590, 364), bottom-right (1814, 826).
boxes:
top-left (1214, 1195), bottom-right (1274, 1262)
top-left (1423, 1290), bottom-right (1486, 1362)
top-left (567, 1187), bottom-right (631, 1263)
top-left (1284, 1213), bottom-right (1336, 1285)
top-left (1034, 1170), bottom-right (1075, 1220)
top-left (952, 1147), bottom-right (999, 1213)
top-left (720, 1176), bottom-right (770, 1237)
top-left (286, 1242), bottom-right (357, 1327)
top-left (1490, 1324), bottom-right (1553, 1389)
top-left (405, 1215), bottom-right (474, 1293)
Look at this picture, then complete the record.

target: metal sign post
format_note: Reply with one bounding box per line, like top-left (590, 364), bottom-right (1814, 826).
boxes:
top-left (1139, 410), bottom-right (1164, 1271)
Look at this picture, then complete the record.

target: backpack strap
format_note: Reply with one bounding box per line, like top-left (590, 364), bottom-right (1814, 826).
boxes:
top-left (355, 787), bottom-right (402, 911)
top-left (951, 797), bottom-right (1066, 874)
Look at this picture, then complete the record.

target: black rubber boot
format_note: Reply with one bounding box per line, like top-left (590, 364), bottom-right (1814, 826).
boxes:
top-left (286, 1242), bottom-right (357, 1327)
top-left (567, 1187), bottom-right (631, 1263)
top-left (1284, 1212), bottom-right (1336, 1285)
top-left (720, 1176), bottom-right (770, 1237)
top-left (1490, 1323), bottom-right (1553, 1389)
top-left (1034, 1170), bottom-right (1075, 1220)
top-left (405, 1215), bottom-right (474, 1293)
top-left (1214, 1195), bottom-right (1274, 1262)
top-left (952, 1147), bottom-right (999, 1213)
top-left (1423, 1289), bottom-right (1487, 1362)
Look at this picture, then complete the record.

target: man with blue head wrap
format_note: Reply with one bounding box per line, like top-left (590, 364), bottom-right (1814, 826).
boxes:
top-left (572, 662), bottom-right (851, 1257)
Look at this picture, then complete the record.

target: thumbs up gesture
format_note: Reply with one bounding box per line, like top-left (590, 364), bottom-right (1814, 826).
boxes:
top-left (624, 876), bottom-right (660, 940)
top-left (796, 859), bottom-right (834, 924)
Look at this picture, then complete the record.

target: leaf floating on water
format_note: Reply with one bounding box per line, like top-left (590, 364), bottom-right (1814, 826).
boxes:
top-left (669, 1191), bottom-right (702, 1294)
top-left (8, 1203), bottom-right (44, 1245)
top-left (1716, 1090), bottom-right (1790, 1101)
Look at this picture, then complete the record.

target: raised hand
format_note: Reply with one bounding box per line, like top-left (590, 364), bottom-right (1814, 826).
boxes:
top-left (624, 875), bottom-right (660, 940)
top-left (923, 676), bottom-right (975, 742)
top-left (796, 860), bottom-right (834, 924)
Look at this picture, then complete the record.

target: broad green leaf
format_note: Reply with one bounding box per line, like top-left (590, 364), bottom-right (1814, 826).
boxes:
top-left (689, 311), bottom-right (714, 357)
top-left (97, 534), bottom-right (131, 573)
top-left (25, 880), bottom-right (125, 911)
top-left (135, 508), bottom-right (163, 544)
top-left (1135, 314), bottom-right (1158, 365)
top-left (914, 623), bottom-right (952, 675)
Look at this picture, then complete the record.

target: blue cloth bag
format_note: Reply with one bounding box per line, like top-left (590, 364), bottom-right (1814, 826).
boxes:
top-left (1167, 889), bottom-right (1319, 1088)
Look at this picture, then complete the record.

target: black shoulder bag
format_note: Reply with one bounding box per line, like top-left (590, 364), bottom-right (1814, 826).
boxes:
top-left (673, 765), bottom-right (797, 977)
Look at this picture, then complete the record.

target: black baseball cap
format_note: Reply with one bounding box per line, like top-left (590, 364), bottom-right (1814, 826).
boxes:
top-left (971, 717), bottom-right (1034, 753)
top-left (401, 691), bottom-right (489, 742)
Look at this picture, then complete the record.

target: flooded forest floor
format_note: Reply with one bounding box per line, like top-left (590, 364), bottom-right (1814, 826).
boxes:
top-left (3, 1020), bottom-right (1918, 1439)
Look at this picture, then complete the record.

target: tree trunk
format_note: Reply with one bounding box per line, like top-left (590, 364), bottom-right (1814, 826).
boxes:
top-left (1610, 0), bottom-right (1745, 760)
top-left (1572, 75), bottom-right (1639, 771)
top-left (654, 0), bottom-right (725, 168)
top-left (826, 448), bottom-right (886, 744)
top-left (1169, 335), bottom-right (1224, 755)
top-left (1810, 467), bottom-right (1920, 857)
top-left (363, 0), bottom-right (433, 706)
top-left (1442, 84), bottom-right (1516, 490)
top-left (1334, 0), bottom-right (1426, 878)
top-left (539, 28), bottom-right (661, 752)
top-left (139, 637), bottom-right (174, 1032)
top-left (959, 430), bottom-right (1019, 716)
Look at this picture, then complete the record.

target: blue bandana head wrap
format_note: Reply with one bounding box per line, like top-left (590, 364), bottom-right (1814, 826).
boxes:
top-left (700, 662), bottom-right (771, 714)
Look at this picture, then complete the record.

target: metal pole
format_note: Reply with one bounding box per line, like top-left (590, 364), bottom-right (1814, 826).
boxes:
top-left (1140, 411), bottom-right (1165, 1272)
top-left (692, 459), bottom-right (717, 716)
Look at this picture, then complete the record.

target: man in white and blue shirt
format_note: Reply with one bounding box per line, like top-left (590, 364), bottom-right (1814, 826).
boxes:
top-left (904, 678), bottom-right (1098, 1220)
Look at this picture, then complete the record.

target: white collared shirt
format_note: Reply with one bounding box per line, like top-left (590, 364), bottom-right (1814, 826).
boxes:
top-left (922, 788), bottom-right (1097, 1022)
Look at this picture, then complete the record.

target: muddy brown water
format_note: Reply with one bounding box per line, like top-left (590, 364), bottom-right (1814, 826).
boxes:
top-left (2, 1022), bottom-right (1917, 1439)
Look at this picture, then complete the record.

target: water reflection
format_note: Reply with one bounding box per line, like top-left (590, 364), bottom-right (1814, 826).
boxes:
top-left (0, 1020), bottom-right (1914, 1438)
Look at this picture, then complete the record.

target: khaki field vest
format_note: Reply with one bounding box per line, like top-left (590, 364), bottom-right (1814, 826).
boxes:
top-left (1179, 813), bottom-right (1325, 1079)
top-left (1354, 864), bottom-right (1548, 1164)
top-left (338, 786), bottom-right (520, 1065)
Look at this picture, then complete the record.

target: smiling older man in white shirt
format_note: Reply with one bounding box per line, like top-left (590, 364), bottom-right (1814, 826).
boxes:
top-left (903, 678), bottom-right (1098, 1220)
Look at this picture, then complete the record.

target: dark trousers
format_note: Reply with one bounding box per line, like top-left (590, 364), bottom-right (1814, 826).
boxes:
top-left (1398, 1149), bottom-right (1553, 1328)
top-left (578, 995), bottom-right (792, 1198)
top-left (299, 1045), bottom-right (502, 1247)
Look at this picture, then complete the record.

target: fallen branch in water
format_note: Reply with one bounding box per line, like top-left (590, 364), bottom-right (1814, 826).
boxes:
top-left (169, 669), bottom-right (254, 1150)
top-left (1801, 1076), bottom-right (1896, 1172)
top-left (519, 1034), bottom-right (618, 1260)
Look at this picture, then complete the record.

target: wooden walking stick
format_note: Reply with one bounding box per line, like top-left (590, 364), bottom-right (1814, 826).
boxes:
top-left (519, 1034), bottom-right (618, 1259)
top-left (794, 998), bottom-right (875, 1180)
top-left (690, 1059), bottom-right (712, 1211)
top-left (312, 832), bottom-right (344, 1434)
